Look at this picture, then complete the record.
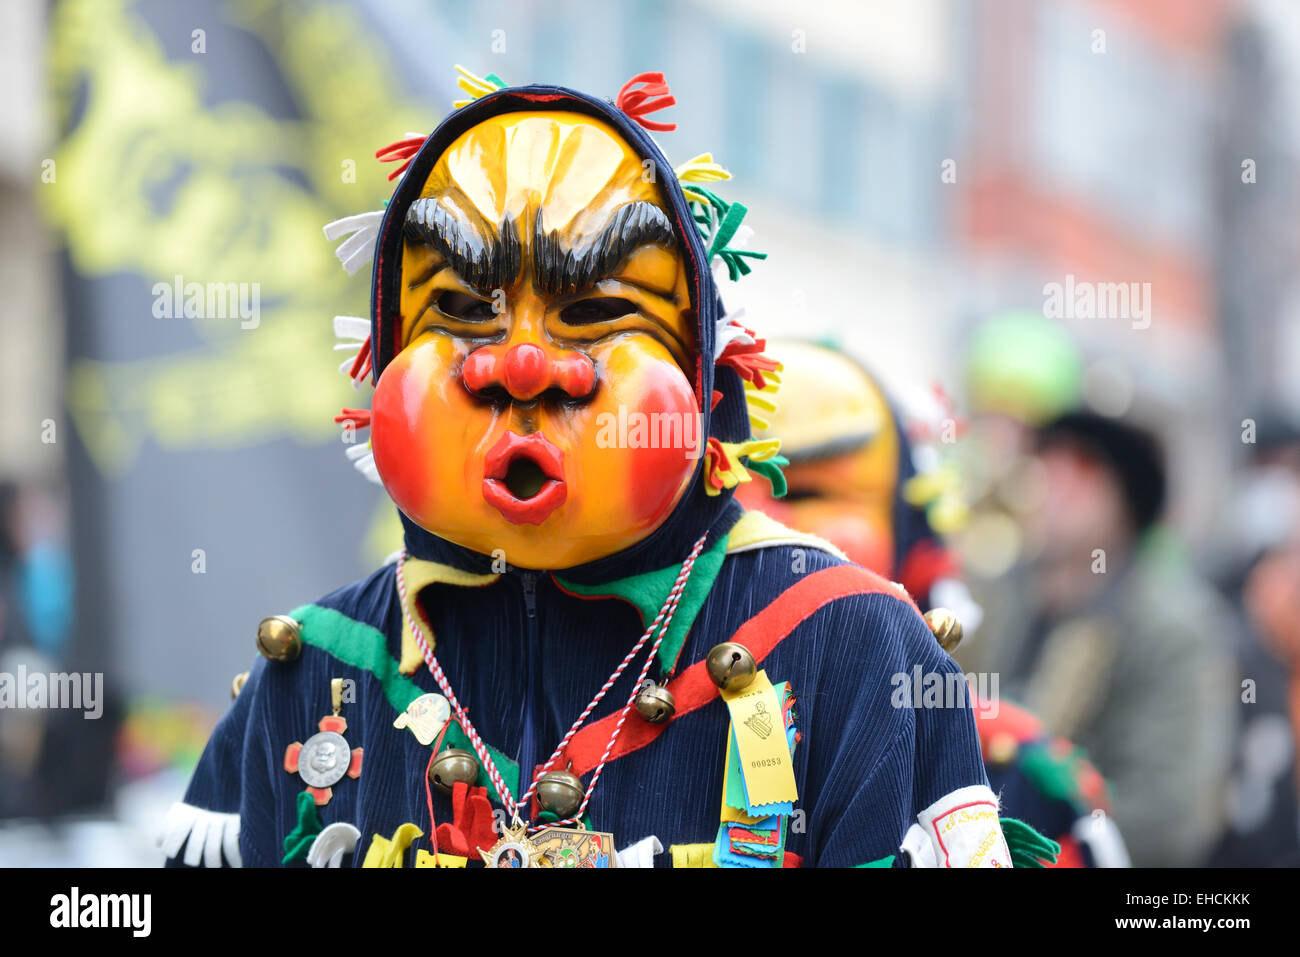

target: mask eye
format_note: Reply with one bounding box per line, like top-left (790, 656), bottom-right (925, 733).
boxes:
top-left (559, 298), bottom-right (638, 324)
top-left (437, 290), bottom-right (498, 321)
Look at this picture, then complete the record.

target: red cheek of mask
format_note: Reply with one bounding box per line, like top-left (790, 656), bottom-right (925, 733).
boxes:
top-left (370, 345), bottom-right (446, 523)
top-left (609, 358), bottom-right (702, 530)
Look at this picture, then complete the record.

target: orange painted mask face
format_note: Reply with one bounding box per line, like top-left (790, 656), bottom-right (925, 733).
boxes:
top-left (369, 111), bottom-right (700, 570)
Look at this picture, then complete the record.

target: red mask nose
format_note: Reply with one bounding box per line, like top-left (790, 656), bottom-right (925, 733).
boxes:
top-left (503, 343), bottom-right (548, 400)
top-left (461, 343), bottom-right (596, 401)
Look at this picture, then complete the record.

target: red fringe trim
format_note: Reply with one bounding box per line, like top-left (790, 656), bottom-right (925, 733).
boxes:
top-left (704, 437), bottom-right (730, 490)
top-left (615, 71), bottom-right (677, 132)
top-left (717, 335), bottom-right (781, 391)
top-left (347, 335), bottom-right (373, 383)
top-left (334, 408), bottom-right (371, 430)
top-left (375, 136), bottom-right (426, 182)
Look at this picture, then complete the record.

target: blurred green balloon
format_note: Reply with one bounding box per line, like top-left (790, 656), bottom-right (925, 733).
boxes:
top-left (967, 311), bottom-right (1083, 425)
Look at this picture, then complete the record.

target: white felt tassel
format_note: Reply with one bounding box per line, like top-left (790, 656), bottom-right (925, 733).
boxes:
top-left (333, 315), bottom-right (370, 340)
top-left (332, 315), bottom-right (372, 388)
top-left (352, 449), bottom-right (383, 485)
top-left (323, 210), bottom-right (385, 275)
top-left (158, 801), bottom-right (241, 868)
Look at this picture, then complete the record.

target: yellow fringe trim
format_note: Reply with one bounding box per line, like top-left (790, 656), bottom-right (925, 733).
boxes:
top-left (743, 379), bottom-right (781, 432)
top-left (676, 153), bottom-right (732, 204)
top-left (670, 843), bottom-right (720, 868)
top-left (452, 65), bottom-right (502, 108)
top-left (705, 437), bottom-right (783, 497)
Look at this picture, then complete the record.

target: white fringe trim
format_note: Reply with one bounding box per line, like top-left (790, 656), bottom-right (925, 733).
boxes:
top-left (351, 448), bottom-right (383, 485)
top-left (323, 210), bottom-right (385, 276)
top-left (333, 315), bottom-right (370, 340)
top-left (332, 315), bottom-right (372, 389)
top-left (159, 801), bottom-right (241, 868)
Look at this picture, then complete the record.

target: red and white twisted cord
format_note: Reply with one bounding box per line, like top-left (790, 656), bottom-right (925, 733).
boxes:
top-left (517, 532), bottom-right (706, 809)
top-left (395, 533), bottom-right (708, 827)
top-left (551, 539), bottom-right (701, 827)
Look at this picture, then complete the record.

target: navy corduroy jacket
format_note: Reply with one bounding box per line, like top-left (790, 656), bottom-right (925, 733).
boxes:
top-left (173, 506), bottom-right (990, 867)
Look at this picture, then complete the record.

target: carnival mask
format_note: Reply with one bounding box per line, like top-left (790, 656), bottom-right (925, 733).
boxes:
top-left (369, 111), bottom-right (702, 569)
top-left (735, 340), bottom-right (900, 572)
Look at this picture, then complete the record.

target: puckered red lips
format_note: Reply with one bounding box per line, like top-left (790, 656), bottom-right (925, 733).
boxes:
top-left (482, 430), bottom-right (567, 525)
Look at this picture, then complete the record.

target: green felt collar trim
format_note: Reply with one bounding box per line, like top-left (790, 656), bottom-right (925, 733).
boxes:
top-left (289, 603), bottom-right (520, 803)
top-left (552, 531), bottom-right (731, 676)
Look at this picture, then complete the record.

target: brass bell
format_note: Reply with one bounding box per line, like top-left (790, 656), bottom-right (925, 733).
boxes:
top-left (230, 671), bottom-right (249, 700)
top-left (635, 683), bottom-right (676, 723)
top-left (923, 607), bottom-right (964, 654)
top-left (706, 642), bottom-right (757, 691)
top-left (429, 748), bottom-right (479, 794)
top-left (536, 769), bottom-right (584, 819)
top-left (256, 615), bottom-right (302, 663)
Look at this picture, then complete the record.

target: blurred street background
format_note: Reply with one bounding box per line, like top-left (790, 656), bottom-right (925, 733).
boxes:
top-left (1, 0), bottom-right (1298, 865)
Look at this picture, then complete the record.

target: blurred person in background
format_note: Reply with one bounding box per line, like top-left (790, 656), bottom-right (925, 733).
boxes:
top-left (738, 339), bottom-right (1127, 866)
top-left (1209, 412), bottom-right (1300, 866)
top-left (969, 409), bottom-right (1238, 866)
top-left (734, 339), bottom-right (970, 614)
top-left (0, 480), bottom-right (83, 818)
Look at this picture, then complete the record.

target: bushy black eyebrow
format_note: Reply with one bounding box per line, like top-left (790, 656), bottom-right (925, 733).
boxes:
top-left (404, 198), bottom-right (521, 292)
top-left (533, 201), bottom-right (676, 296)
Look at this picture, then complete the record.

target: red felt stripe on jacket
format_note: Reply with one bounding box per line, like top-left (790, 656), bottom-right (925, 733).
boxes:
top-left (561, 563), bottom-right (918, 776)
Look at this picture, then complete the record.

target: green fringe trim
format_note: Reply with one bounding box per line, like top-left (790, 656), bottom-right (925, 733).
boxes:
top-left (1000, 816), bottom-right (1060, 868)
top-left (687, 187), bottom-right (767, 281)
top-left (747, 454), bottom-right (789, 497)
